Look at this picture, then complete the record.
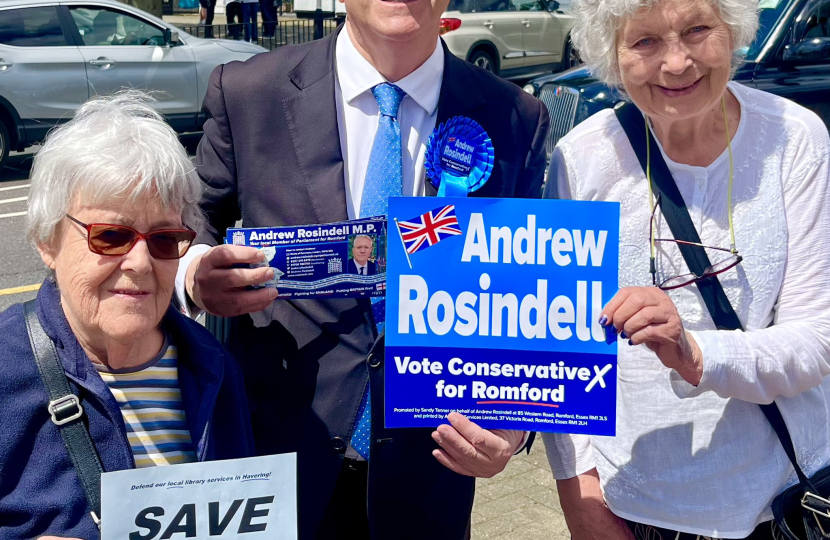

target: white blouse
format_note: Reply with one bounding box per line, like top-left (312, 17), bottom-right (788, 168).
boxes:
top-left (542, 82), bottom-right (830, 537)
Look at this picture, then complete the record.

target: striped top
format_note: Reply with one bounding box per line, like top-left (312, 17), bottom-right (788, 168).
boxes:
top-left (96, 339), bottom-right (197, 468)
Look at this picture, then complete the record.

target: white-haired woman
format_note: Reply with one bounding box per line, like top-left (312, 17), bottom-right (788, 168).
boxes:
top-left (542, 0), bottom-right (830, 537)
top-left (0, 93), bottom-right (254, 539)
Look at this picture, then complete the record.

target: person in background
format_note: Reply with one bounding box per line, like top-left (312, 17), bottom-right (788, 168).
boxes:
top-left (88, 10), bottom-right (120, 45)
top-left (224, 0), bottom-right (243, 40)
top-left (0, 92), bottom-right (254, 539)
top-left (543, 0), bottom-right (830, 536)
top-left (199, 0), bottom-right (217, 38)
top-left (240, 0), bottom-right (259, 43)
top-left (260, 0), bottom-right (277, 39)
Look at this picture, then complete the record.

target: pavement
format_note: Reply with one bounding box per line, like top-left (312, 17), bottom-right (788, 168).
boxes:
top-left (0, 144), bottom-right (570, 540)
top-left (472, 439), bottom-right (570, 539)
top-left (0, 151), bottom-right (46, 312)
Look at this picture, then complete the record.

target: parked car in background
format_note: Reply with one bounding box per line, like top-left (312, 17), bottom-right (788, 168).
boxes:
top-left (0, 0), bottom-right (266, 169)
top-left (439, 0), bottom-right (578, 80)
top-left (524, 0), bottom-right (830, 161)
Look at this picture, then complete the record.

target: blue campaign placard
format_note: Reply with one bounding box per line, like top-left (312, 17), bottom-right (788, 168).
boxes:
top-left (385, 197), bottom-right (620, 436)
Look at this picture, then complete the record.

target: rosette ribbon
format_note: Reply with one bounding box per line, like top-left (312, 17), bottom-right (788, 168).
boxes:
top-left (425, 116), bottom-right (494, 197)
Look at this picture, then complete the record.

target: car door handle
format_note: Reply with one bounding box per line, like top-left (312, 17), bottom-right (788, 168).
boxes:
top-left (521, 19), bottom-right (531, 26)
top-left (0, 59), bottom-right (12, 72)
top-left (89, 57), bottom-right (116, 68)
top-left (483, 20), bottom-right (494, 28)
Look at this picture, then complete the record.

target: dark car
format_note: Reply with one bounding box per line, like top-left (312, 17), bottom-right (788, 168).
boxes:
top-left (523, 0), bottom-right (830, 160)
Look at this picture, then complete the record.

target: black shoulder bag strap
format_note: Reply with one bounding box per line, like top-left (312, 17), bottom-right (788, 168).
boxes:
top-left (23, 300), bottom-right (104, 528)
top-left (614, 103), bottom-right (816, 493)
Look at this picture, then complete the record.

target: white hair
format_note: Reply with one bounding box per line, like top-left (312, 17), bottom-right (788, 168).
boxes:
top-left (353, 234), bottom-right (375, 244)
top-left (27, 91), bottom-right (204, 245)
top-left (571, 0), bottom-right (759, 87)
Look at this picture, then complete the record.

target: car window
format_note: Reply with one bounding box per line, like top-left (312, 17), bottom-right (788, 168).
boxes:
top-left (744, 0), bottom-right (793, 60)
top-left (802, 0), bottom-right (830, 39)
top-left (555, 0), bottom-right (573, 12)
top-left (69, 6), bottom-right (166, 46)
top-left (510, 0), bottom-right (545, 11)
top-left (478, 0), bottom-right (513, 12)
top-left (0, 6), bottom-right (68, 47)
top-left (446, 0), bottom-right (480, 12)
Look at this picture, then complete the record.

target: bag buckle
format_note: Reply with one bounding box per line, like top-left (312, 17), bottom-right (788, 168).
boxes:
top-left (91, 511), bottom-right (101, 530)
top-left (48, 394), bottom-right (84, 426)
top-left (802, 492), bottom-right (830, 537)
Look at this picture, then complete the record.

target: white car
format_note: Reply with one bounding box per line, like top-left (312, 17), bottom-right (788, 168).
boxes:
top-left (0, 0), bottom-right (266, 168)
top-left (439, 0), bottom-right (577, 80)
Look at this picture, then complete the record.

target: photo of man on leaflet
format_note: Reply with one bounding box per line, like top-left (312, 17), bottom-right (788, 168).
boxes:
top-left (347, 234), bottom-right (377, 276)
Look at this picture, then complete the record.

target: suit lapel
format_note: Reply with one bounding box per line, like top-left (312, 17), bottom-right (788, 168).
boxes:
top-left (436, 44), bottom-right (488, 127)
top-left (283, 27), bottom-right (349, 224)
top-left (426, 44), bottom-right (489, 197)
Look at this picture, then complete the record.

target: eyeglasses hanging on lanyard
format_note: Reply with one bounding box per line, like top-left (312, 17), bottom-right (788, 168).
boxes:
top-left (647, 97), bottom-right (743, 291)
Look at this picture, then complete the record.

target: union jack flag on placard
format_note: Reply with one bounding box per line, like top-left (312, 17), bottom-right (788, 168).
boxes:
top-left (397, 205), bottom-right (463, 255)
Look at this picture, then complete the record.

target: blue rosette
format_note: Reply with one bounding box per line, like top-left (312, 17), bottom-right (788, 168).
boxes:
top-left (425, 116), bottom-right (494, 197)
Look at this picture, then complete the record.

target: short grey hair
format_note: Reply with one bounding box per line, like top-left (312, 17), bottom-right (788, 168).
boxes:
top-left (27, 91), bottom-right (204, 245)
top-left (353, 234), bottom-right (375, 244)
top-left (571, 0), bottom-right (759, 87)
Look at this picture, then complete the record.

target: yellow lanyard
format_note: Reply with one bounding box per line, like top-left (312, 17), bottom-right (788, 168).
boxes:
top-left (647, 96), bottom-right (738, 262)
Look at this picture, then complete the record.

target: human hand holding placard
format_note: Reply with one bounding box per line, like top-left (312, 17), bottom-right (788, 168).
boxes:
top-left (431, 412), bottom-right (524, 477)
top-left (601, 286), bottom-right (703, 385)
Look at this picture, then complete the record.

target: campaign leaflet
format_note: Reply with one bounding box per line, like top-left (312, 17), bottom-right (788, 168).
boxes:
top-left (385, 198), bottom-right (620, 436)
top-left (226, 217), bottom-right (387, 299)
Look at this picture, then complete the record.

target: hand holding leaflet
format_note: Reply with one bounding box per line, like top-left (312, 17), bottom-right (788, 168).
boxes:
top-left (186, 244), bottom-right (277, 317)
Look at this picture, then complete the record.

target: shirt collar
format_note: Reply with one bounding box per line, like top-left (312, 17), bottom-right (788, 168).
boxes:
top-left (336, 25), bottom-right (444, 116)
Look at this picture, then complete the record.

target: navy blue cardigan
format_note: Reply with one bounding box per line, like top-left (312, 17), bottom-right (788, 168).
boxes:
top-left (0, 279), bottom-right (255, 538)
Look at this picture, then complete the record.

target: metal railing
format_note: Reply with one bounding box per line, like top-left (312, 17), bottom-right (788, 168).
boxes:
top-left (178, 17), bottom-right (340, 50)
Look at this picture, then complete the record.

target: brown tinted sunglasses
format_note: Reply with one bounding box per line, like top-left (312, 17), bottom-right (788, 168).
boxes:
top-left (65, 214), bottom-right (196, 260)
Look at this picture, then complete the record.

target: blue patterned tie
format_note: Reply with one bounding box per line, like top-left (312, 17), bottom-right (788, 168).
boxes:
top-left (350, 83), bottom-right (405, 461)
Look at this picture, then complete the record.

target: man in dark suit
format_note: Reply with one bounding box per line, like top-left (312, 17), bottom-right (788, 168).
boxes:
top-left (347, 235), bottom-right (377, 275)
top-left (176, 0), bottom-right (549, 536)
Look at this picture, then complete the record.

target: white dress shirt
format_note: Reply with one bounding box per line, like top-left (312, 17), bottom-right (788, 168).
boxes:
top-left (542, 82), bottom-right (830, 537)
top-left (336, 25), bottom-right (444, 218)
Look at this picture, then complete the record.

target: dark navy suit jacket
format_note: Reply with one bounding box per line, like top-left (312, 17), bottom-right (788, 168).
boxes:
top-left (194, 25), bottom-right (549, 540)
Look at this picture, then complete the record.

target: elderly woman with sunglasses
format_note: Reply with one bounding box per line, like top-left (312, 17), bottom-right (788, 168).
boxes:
top-left (541, 0), bottom-right (830, 537)
top-left (0, 93), bottom-right (254, 539)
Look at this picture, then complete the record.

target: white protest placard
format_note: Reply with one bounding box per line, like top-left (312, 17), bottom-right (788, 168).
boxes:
top-left (101, 454), bottom-right (297, 540)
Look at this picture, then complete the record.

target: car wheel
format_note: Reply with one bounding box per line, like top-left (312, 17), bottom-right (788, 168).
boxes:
top-left (0, 121), bottom-right (9, 171)
top-left (469, 49), bottom-right (497, 75)
top-left (561, 38), bottom-right (581, 70)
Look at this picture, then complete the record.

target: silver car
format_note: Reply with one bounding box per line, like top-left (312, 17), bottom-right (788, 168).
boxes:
top-left (440, 0), bottom-right (577, 80)
top-left (0, 0), bottom-right (266, 169)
